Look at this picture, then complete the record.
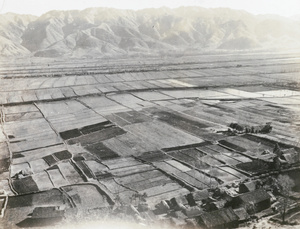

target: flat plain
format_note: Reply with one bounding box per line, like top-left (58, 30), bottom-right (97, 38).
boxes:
top-left (0, 51), bottom-right (300, 228)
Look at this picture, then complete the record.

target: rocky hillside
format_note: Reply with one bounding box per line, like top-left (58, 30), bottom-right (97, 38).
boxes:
top-left (1, 7), bottom-right (300, 57)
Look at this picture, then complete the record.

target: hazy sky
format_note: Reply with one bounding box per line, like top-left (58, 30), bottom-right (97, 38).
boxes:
top-left (0, 0), bottom-right (299, 17)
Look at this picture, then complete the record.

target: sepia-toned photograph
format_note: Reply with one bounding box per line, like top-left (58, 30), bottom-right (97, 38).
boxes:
top-left (0, 0), bottom-right (300, 228)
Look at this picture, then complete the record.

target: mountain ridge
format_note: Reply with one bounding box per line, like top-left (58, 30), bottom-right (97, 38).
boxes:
top-left (1, 7), bottom-right (300, 57)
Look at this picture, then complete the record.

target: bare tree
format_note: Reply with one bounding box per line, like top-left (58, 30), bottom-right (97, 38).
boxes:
top-left (277, 174), bottom-right (295, 224)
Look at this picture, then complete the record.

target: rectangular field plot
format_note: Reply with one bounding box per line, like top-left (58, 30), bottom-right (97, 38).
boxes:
top-left (12, 176), bottom-right (39, 194)
top-left (85, 142), bottom-right (120, 160)
top-left (0, 130), bottom-right (6, 143)
top-left (101, 157), bottom-right (143, 170)
top-left (222, 136), bottom-right (274, 158)
top-left (72, 85), bottom-right (100, 96)
top-left (53, 150), bottom-right (72, 161)
top-left (108, 132), bottom-right (166, 154)
top-left (61, 184), bottom-right (110, 210)
top-left (101, 137), bottom-right (138, 157)
top-left (260, 97), bottom-right (300, 105)
top-left (236, 160), bottom-right (271, 175)
top-left (4, 104), bottom-right (42, 122)
top-left (196, 146), bottom-right (241, 165)
top-left (208, 167), bottom-right (241, 183)
top-left (9, 135), bottom-right (62, 153)
top-left (198, 155), bottom-right (224, 166)
top-left (132, 91), bottom-right (173, 101)
top-left (10, 162), bottom-right (32, 177)
top-left (232, 85), bottom-right (277, 93)
top-left (31, 171), bottom-right (54, 191)
top-left (257, 90), bottom-right (300, 97)
top-left (0, 142), bottom-right (9, 159)
top-left (76, 160), bottom-right (94, 179)
top-left (193, 130), bottom-right (229, 142)
top-left (166, 160), bottom-right (192, 172)
top-left (179, 148), bottom-right (206, 159)
top-left (214, 88), bottom-right (262, 98)
top-left (43, 154), bottom-right (58, 166)
top-left (185, 170), bottom-right (219, 187)
top-left (108, 164), bottom-right (154, 177)
top-left (12, 144), bottom-right (66, 164)
top-left (107, 93), bottom-right (154, 109)
top-left (196, 146), bottom-right (220, 156)
top-left (151, 110), bottom-right (211, 137)
top-left (111, 167), bottom-right (190, 207)
top-left (153, 161), bottom-right (213, 189)
top-left (103, 114), bottom-right (132, 126)
top-left (142, 183), bottom-right (184, 197)
top-left (123, 121), bottom-right (204, 151)
top-left (3, 118), bottom-right (62, 153)
top-left (29, 159), bottom-right (49, 173)
top-left (47, 167), bottom-right (69, 187)
top-left (167, 149), bottom-right (212, 171)
top-left (183, 107), bottom-right (231, 127)
top-left (99, 178), bottom-right (128, 194)
top-left (206, 145), bottom-right (252, 163)
top-left (84, 160), bottom-right (108, 179)
top-left (113, 110), bottom-right (151, 125)
top-left (21, 90), bottom-right (39, 102)
top-left (6, 189), bottom-right (70, 209)
top-left (160, 89), bottom-right (239, 100)
top-left (218, 140), bottom-right (247, 153)
top-left (5, 112), bottom-right (43, 122)
top-left (37, 100), bottom-right (107, 133)
top-left (57, 162), bottom-right (84, 184)
top-left (168, 151), bottom-right (197, 164)
top-left (6, 91), bottom-right (23, 103)
top-left (80, 96), bottom-right (130, 115)
top-left (136, 151), bottom-right (171, 162)
top-left (0, 158), bottom-right (10, 174)
top-left (213, 154), bottom-right (240, 165)
top-left (67, 126), bottom-right (126, 146)
top-left (99, 162), bottom-right (189, 205)
top-left (219, 166), bottom-right (247, 179)
top-left (115, 171), bottom-right (172, 192)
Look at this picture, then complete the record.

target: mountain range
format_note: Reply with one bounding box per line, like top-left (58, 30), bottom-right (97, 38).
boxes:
top-left (1, 7), bottom-right (300, 58)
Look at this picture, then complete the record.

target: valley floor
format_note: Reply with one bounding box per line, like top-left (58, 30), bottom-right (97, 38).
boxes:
top-left (0, 52), bottom-right (300, 228)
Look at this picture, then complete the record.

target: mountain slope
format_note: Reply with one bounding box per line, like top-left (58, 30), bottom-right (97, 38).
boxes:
top-left (1, 7), bottom-right (300, 57)
top-left (0, 13), bottom-right (37, 56)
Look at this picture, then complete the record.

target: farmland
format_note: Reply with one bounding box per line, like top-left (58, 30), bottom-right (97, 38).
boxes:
top-left (0, 51), bottom-right (300, 228)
